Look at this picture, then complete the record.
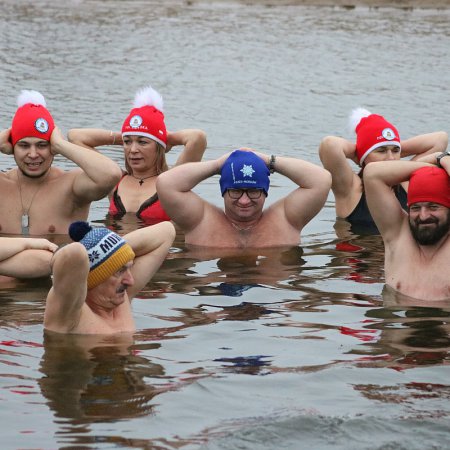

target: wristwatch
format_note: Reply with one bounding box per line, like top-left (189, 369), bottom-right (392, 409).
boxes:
top-left (436, 151), bottom-right (450, 168)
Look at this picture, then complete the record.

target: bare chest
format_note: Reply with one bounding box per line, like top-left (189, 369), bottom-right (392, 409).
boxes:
top-left (0, 174), bottom-right (86, 235)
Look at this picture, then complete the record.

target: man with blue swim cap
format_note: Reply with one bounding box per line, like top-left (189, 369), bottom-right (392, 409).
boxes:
top-left (157, 148), bottom-right (331, 248)
top-left (219, 150), bottom-right (270, 196)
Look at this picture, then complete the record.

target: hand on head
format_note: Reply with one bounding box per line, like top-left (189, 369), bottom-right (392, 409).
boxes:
top-left (0, 128), bottom-right (13, 155)
top-left (49, 126), bottom-right (65, 155)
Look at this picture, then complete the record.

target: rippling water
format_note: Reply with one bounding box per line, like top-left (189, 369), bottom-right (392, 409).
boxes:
top-left (1, 1), bottom-right (450, 449)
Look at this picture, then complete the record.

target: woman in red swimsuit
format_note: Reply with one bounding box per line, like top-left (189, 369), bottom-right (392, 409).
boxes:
top-left (68, 86), bottom-right (207, 225)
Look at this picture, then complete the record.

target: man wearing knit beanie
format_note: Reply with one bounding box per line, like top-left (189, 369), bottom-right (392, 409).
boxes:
top-left (364, 156), bottom-right (450, 301)
top-left (157, 148), bottom-right (331, 247)
top-left (318, 107), bottom-right (447, 232)
top-left (44, 221), bottom-right (175, 334)
top-left (0, 90), bottom-right (122, 235)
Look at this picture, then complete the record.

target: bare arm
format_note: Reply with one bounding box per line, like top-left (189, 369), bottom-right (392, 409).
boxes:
top-left (0, 128), bottom-right (13, 155)
top-left (166, 129), bottom-right (207, 166)
top-left (44, 243), bottom-right (89, 332)
top-left (124, 221), bottom-right (176, 299)
top-left (401, 131), bottom-right (448, 159)
top-left (157, 155), bottom-right (228, 232)
top-left (50, 127), bottom-right (122, 202)
top-left (258, 152), bottom-right (332, 230)
top-left (363, 160), bottom-right (434, 243)
top-left (0, 238), bottom-right (57, 278)
top-left (318, 136), bottom-right (359, 197)
top-left (67, 128), bottom-right (123, 150)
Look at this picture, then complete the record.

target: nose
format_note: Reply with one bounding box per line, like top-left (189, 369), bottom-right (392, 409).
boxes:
top-left (123, 269), bottom-right (134, 286)
top-left (418, 206), bottom-right (432, 221)
top-left (129, 141), bottom-right (140, 152)
top-left (385, 150), bottom-right (396, 161)
top-left (237, 192), bottom-right (252, 204)
top-left (28, 145), bottom-right (39, 158)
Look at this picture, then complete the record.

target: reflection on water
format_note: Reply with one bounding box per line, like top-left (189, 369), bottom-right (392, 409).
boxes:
top-left (1, 0), bottom-right (450, 448)
top-left (39, 332), bottom-right (164, 422)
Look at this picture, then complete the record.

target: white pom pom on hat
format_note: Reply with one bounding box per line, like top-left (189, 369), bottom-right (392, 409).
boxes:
top-left (348, 107), bottom-right (371, 134)
top-left (17, 90), bottom-right (47, 108)
top-left (133, 85), bottom-right (164, 112)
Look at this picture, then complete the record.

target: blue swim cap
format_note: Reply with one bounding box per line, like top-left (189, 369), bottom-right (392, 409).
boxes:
top-left (219, 150), bottom-right (270, 196)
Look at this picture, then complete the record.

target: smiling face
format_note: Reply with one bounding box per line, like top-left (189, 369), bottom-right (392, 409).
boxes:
top-left (86, 261), bottom-right (135, 311)
top-left (123, 135), bottom-right (167, 176)
top-left (13, 137), bottom-right (53, 178)
top-left (223, 188), bottom-right (266, 223)
top-left (409, 202), bottom-right (450, 245)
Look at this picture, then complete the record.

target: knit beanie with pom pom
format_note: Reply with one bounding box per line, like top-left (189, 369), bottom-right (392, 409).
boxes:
top-left (69, 221), bottom-right (135, 289)
top-left (349, 107), bottom-right (401, 166)
top-left (11, 90), bottom-right (55, 146)
top-left (121, 85), bottom-right (167, 148)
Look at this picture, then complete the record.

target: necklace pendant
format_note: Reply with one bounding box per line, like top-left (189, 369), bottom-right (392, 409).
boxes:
top-left (139, 179), bottom-right (144, 186)
top-left (21, 214), bottom-right (29, 235)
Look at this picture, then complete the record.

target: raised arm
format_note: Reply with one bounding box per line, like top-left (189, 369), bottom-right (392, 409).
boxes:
top-left (50, 127), bottom-right (122, 202)
top-left (363, 160), bottom-right (433, 243)
top-left (263, 153), bottom-right (331, 230)
top-left (67, 128), bottom-right (123, 150)
top-left (0, 238), bottom-right (57, 278)
top-left (157, 156), bottom-right (227, 231)
top-left (402, 131), bottom-right (448, 160)
top-left (318, 136), bottom-right (362, 217)
top-left (166, 129), bottom-right (207, 166)
top-left (124, 221), bottom-right (176, 299)
top-left (0, 128), bottom-right (13, 155)
top-left (44, 243), bottom-right (89, 332)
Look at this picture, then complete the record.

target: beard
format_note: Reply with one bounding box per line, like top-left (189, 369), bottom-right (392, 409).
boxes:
top-left (409, 211), bottom-right (450, 245)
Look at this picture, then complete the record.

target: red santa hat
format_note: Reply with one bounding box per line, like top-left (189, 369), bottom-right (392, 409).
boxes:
top-left (408, 166), bottom-right (450, 208)
top-left (349, 108), bottom-right (401, 166)
top-left (11, 90), bottom-right (55, 146)
top-left (121, 86), bottom-right (167, 148)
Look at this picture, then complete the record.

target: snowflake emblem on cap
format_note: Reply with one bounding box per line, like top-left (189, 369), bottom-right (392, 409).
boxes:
top-left (240, 164), bottom-right (255, 178)
top-left (35, 118), bottom-right (49, 133)
top-left (382, 128), bottom-right (396, 140)
top-left (129, 115), bottom-right (143, 129)
top-left (89, 250), bottom-right (100, 263)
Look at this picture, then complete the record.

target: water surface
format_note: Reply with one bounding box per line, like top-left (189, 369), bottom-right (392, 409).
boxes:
top-left (0, 1), bottom-right (450, 449)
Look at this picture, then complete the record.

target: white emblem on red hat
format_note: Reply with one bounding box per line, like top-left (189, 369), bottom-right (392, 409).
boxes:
top-left (382, 128), bottom-right (396, 140)
top-left (129, 115), bottom-right (143, 128)
top-left (35, 118), bottom-right (49, 133)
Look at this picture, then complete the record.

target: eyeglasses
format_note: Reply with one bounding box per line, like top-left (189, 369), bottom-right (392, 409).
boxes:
top-left (227, 188), bottom-right (264, 199)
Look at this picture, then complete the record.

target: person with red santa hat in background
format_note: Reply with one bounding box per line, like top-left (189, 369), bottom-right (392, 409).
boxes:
top-left (68, 85), bottom-right (207, 227)
top-left (318, 108), bottom-right (447, 233)
top-left (0, 90), bottom-right (122, 237)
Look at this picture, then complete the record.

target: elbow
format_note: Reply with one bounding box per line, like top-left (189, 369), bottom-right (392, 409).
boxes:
top-left (98, 162), bottom-right (122, 192)
top-left (318, 136), bottom-right (340, 162)
top-left (191, 129), bottom-right (208, 154)
top-left (109, 163), bottom-right (123, 186)
top-left (156, 172), bottom-right (170, 195)
top-left (361, 163), bottom-right (378, 182)
top-left (67, 129), bottom-right (82, 144)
